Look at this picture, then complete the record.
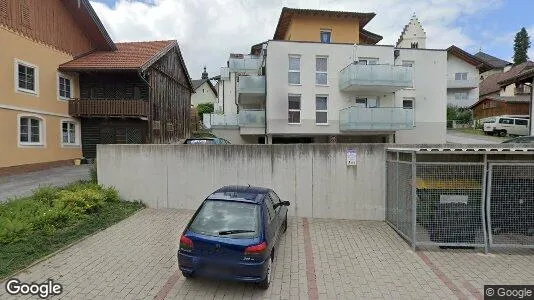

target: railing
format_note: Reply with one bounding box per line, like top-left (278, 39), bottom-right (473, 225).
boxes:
top-left (239, 110), bottom-right (265, 127)
top-left (228, 55), bottom-right (262, 73)
top-left (203, 113), bottom-right (239, 129)
top-left (339, 107), bottom-right (414, 131)
top-left (447, 76), bottom-right (478, 89)
top-left (238, 76), bottom-right (265, 95)
top-left (68, 98), bottom-right (149, 117)
top-left (339, 64), bottom-right (413, 92)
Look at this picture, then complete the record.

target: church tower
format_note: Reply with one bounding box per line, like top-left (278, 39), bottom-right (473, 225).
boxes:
top-left (396, 14), bottom-right (426, 49)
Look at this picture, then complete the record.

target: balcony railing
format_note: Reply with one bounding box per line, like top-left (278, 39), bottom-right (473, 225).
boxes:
top-left (238, 75), bottom-right (265, 105)
top-left (203, 113), bottom-right (239, 129)
top-left (68, 98), bottom-right (149, 117)
top-left (339, 107), bottom-right (414, 131)
top-left (339, 64), bottom-right (413, 93)
top-left (447, 76), bottom-right (478, 89)
top-left (228, 55), bottom-right (262, 73)
top-left (239, 110), bottom-right (265, 127)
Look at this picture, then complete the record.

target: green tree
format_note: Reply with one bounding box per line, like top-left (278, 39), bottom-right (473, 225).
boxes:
top-left (196, 102), bottom-right (214, 118)
top-left (513, 27), bottom-right (531, 65)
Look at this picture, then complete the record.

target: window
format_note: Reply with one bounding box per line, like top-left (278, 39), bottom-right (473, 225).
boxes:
top-left (316, 56), bottom-right (328, 85)
top-left (358, 58), bottom-right (378, 65)
top-left (19, 116), bottom-right (43, 146)
top-left (355, 98), bottom-right (367, 108)
top-left (61, 121), bottom-right (77, 145)
top-left (515, 119), bottom-right (528, 126)
top-left (58, 75), bottom-right (72, 99)
top-left (270, 192), bottom-right (282, 209)
top-left (403, 99), bottom-right (414, 109)
top-left (265, 196), bottom-right (276, 221)
top-left (455, 72), bottom-right (468, 80)
top-left (454, 92), bottom-right (468, 101)
top-left (411, 42), bottom-right (418, 48)
top-left (16, 60), bottom-right (38, 94)
top-left (316, 95), bottom-right (328, 124)
top-left (498, 118), bottom-right (513, 125)
top-left (402, 61), bottom-right (414, 67)
top-left (320, 29), bottom-right (331, 43)
top-left (288, 94), bottom-right (301, 124)
top-left (288, 55), bottom-right (300, 84)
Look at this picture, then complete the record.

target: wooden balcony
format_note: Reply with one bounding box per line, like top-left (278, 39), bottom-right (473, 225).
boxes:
top-left (68, 98), bottom-right (149, 118)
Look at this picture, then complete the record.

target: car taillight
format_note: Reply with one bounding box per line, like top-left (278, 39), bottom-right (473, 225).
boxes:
top-left (179, 235), bottom-right (193, 250)
top-left (245, 242), bottom-right (267, 255)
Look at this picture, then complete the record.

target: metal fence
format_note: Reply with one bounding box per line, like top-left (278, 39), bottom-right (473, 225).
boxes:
top-left (386, 148), bottom-right (534, 252)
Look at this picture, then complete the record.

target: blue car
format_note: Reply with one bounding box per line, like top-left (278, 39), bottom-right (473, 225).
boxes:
top-left (177, 186), bottom-right (290, 289)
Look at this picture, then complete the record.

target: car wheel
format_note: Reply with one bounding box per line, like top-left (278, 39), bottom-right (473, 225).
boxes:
top-left (182, 271), bottom-right (193, 278)
top-left (499, 130), bottom-right (507, 137)
top-left (283, 215), bottom-right (288, 233)
top-left (258, 256), bottom-right (272, 289)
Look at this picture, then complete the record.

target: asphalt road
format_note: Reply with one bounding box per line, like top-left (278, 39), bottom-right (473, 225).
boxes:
top-left (446, 130), bottom-right (504, 144)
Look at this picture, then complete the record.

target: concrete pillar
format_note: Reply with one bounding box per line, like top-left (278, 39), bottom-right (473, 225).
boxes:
top-left (266, 135), bottom-right (273, 144)
top-left (530, 78), bottom-right (534, 135)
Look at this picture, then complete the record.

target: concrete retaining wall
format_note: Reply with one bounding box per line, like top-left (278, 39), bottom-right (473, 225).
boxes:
top-left (97, 144), bottom-right (389, 220)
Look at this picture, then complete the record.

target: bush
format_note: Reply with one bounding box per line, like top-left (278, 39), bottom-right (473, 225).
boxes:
top-left (90, 163), bottom-right (97, 183)
top-left (33, 186), bottom-right (60, 206)
top-left (197, 102), bottom-right (214, 118)
top-left (102, 187), bottom-right (120, 203)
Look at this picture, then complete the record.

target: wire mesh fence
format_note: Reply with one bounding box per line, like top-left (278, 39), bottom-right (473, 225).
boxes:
top-left (488, 163), bottom-right (534, 248)
top-left (386, 149), bottom-right (534, 251)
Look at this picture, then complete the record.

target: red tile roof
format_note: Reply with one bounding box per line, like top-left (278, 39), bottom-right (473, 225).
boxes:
top-left (479, 61), bottom-right (534, 96)
top-left (59, 40), bottom-right (176, 71)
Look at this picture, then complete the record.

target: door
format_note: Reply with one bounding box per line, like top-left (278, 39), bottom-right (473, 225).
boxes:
top-left (513, 119), bottom-right (529, 136)
top-left (265, 194), bottom-right (281, 248)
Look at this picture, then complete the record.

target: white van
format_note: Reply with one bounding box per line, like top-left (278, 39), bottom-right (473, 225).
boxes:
top-left (483, 116), bottom-right (530, 137)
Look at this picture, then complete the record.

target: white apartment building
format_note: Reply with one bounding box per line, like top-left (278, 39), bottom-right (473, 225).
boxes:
top-left (206, 10), bottom-right (476, 144)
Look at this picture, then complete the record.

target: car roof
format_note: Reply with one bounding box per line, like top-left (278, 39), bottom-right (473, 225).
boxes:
top-left (206, 185), bottom-right (272, 204)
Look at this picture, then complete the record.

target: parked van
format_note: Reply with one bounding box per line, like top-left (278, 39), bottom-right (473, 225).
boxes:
top-left (483, 116), bottom-right (530, 137)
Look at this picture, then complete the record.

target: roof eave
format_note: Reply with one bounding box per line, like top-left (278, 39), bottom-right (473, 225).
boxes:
top-left (81, 0), bottom-right (116, 51)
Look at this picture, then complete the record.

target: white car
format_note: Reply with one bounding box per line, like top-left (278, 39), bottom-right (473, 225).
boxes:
top-left (483, 116), bottom-right (530, 137)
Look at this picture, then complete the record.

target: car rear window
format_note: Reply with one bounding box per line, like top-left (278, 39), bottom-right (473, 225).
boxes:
top-left (188, 200), bottom-right (260, 239)
top-left (185, 139), bottom-right (215, 144)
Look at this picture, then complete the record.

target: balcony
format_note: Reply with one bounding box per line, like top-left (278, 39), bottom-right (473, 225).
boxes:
top-left (238, 75), bottom-right (265, 105)
top-left (447, 76), bottom-right (478, 89)
top-left (239, 109), bottom-right (265, 127)
top-left (339, 107), bottom-right (414, 131)
top-left (339, 64), bottom-right (413, 93)
top-left (203, 113), bottom-right (239, 129)
top-left (228, 54), bottom-right (262, 74)
top-left (69, 98), bottom-right (149, 118)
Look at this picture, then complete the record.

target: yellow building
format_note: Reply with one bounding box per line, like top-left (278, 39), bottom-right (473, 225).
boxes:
top-left (273, 7), bottom-right (382, 45)
top-left (0, 0), bottom-right (115, 172)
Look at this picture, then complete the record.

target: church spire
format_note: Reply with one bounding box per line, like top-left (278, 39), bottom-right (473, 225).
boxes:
top-left (201, 66), bottom-right (208, 79)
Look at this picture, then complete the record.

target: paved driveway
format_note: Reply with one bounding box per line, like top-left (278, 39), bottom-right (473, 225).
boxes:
top-left (1, 209), bottom-right (533, 299)
top-left (0, 165), bottom-right (91, 203)
top-left (446, 130), bottom-right (504, 144)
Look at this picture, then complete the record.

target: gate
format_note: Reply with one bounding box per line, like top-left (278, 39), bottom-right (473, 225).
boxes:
top-left (487, 163), bottom-right (534, 248)
top-left (386, 147), bottom-right (534, 252)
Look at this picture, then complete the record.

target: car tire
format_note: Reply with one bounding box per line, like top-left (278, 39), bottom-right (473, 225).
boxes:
top-left (499, 130), bottom-right (507, 137)
top-left (283, 215), bottom-right (288, 233)
top-left (258, 256), bottom-right (272, 289)
top-left (182, 271), bottom-right (193, 278)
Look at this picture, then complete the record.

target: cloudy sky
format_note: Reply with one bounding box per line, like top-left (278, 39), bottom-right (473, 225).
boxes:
top-left (90, 0), bottom-right (534, 80)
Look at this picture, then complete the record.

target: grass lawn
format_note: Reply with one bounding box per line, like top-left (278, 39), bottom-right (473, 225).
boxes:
top-left (0, 182), bottom-right (144, 279)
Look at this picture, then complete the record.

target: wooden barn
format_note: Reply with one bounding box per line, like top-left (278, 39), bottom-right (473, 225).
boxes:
top-left (59, 40), bottom-right (194, 159)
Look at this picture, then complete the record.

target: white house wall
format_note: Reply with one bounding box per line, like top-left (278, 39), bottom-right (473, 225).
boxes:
top-left (266, 41), bottom-right (395, 135)
top-left (394, 48), bottom-right (447, 143)
top-left (446, 55), bottom-right (479, 107)
top-left (191, 81), bottom-right (217, 106)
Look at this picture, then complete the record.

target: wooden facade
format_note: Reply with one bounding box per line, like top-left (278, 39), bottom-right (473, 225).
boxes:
top-left (147, 47), bottom-right (192, 143)
top-left (0, 0), bottom-right (98, 56)
top-left (472, 99), bottom-right (530, 120)
top-left (72, 46), bottom-right (192, 158)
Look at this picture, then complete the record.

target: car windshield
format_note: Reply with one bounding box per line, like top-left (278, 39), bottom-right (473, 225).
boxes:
top-left (186, 139), bottom-right (215, 144)
top-left (188, 200), bottom-right (260, 239)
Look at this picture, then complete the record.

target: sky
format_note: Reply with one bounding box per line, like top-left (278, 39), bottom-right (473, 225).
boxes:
top-left (90, 0), bottom-right (534, 80)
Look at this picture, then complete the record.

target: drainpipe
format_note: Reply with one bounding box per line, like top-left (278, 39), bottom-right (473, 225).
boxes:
top-left (530, 79), bottom-right (534, 135)
top-left (263, 51), bottom-right (268, 144)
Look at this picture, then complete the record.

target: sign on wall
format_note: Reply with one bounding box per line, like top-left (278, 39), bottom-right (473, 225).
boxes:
top-left (346, 148), bottom-right (358, 166)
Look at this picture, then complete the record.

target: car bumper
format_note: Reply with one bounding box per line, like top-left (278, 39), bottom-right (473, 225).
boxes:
top-left (177, 251), bottom-right (268, 283)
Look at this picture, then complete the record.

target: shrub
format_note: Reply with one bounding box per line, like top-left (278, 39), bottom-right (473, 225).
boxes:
top-left (33, 186), bottom-right (60, 206)
top-left (90, 163), bottom-right (97, 183)
top-left (197, 102), bottom-right (214, 118)
top-left (102, 186), bottom-right (120, 203)
top-left (32, 207), bottom-right (76, 232)
top-left (0, 217), bottom-right (32, 244)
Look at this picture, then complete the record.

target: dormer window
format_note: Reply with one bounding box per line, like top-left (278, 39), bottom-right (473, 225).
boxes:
top-left (320, 29), bottom-right (331, 43)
